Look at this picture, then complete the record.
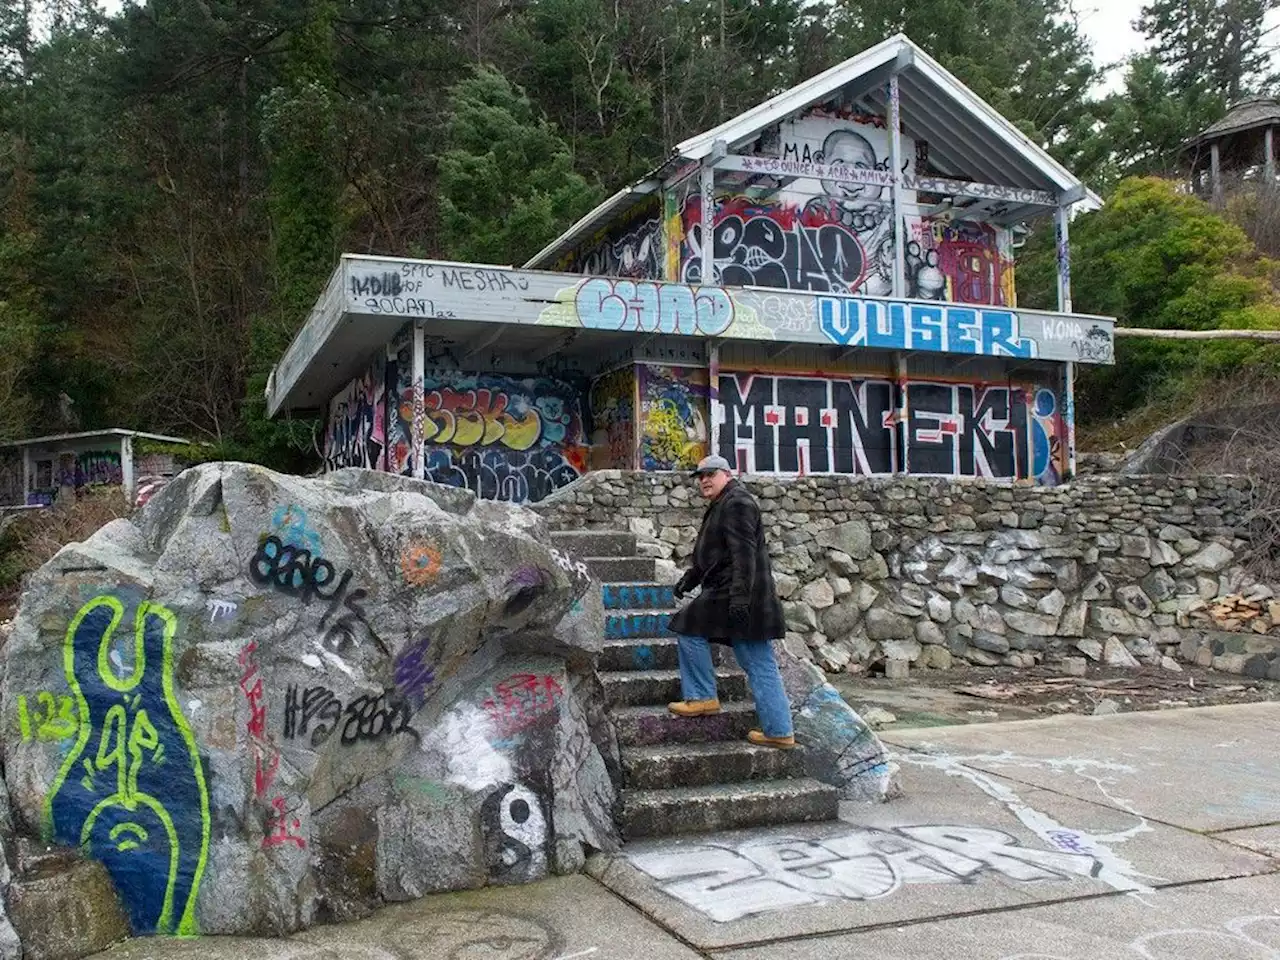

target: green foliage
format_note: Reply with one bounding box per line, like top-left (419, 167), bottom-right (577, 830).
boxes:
top-left (1022, 177), bottom-right (1280, 428)
top-left (439, 66), bottom-right (601, 266)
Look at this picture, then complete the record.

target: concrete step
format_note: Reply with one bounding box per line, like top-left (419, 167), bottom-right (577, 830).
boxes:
top-left (601, 583), bottom-right (676, 611)
top-left (621, 778), bottom-right (840, 839)
top-left (550, 530), bottom-right (637, 558)
top-left (600, 637), bottom-right (734, 672)
top-left (601, 637), bottom-right (681, 672)
top-left (600, 669), bottom-right (749, 708)
top-left (623, 741), bottom-right (805, 790)
top-left (604, 611), bottom-right (673, 640)
top-left (611, 702), bottom-right (757, 747)
top-left (587, 557), bottom-right (655, 582)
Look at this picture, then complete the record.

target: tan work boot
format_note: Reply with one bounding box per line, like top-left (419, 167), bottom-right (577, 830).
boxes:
top-left (668, 699), bottom-right (721, 717)
top-left (748, 728), bottom-right (796, 749)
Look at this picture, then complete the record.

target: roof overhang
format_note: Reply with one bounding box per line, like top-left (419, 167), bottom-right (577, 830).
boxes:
top-left (268, 255), bottom-right (1117, 417)
top-left (525, 33), bottom-right (1101, 270)
top-left (0, 429), bottom-right (193, 450)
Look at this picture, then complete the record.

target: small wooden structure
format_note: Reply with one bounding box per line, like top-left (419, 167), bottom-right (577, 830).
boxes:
top-left (1185, 97), bottom-right (1280, 203)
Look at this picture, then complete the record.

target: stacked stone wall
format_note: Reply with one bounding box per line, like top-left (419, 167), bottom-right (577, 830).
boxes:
top-left (536, 472), bottom-right (1280, 679)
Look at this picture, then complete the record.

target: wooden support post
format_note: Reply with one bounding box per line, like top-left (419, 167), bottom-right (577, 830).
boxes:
top-left (1211, 141), bottom-right (1223, 204)
top-left (700, 161), bottom-right (716, 285)
top-left (1055, 204), bottom-right (1073, 317)
top-left (1056, 201), bottom-right (1076, 480)
top-left (1267, 127), bottom-right (1276, 183)
top-left (888, 73), bottom-right (906, 298)
top-left (412, 320), bottom-right (426, 481)
top-left (709, 340), bottom-right (722, 468)
top-left (895, 352), bottom-right (910, 475)
top-left (1064, 361), bottom-right (1077, 482)
top-left (120, 435), bottom-right (135, 507)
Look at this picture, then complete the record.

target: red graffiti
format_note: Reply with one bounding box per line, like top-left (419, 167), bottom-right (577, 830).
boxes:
top-left (239, 642), bottom-right (306, 849)
top-left (263, 797), bottom-right (306, 849)
top-left (481, 674), bottom-right (565, 738)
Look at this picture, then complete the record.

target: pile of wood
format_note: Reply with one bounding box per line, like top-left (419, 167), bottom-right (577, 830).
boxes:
top-left (1184, 594), bottom-right (1280, 634)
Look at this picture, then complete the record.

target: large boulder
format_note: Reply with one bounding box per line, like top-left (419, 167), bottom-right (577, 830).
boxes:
top-left (1, 464), bottom-right (618, 937)
top-left (775, 648), bottom-right (900, 802)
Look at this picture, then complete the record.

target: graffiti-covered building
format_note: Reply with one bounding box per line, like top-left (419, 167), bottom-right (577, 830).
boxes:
top-left (267, 34), bottom-right (1116, 502)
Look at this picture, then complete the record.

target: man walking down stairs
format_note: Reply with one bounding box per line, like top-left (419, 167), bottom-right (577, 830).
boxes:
top-left (550, 525), bottom-right (840, 841)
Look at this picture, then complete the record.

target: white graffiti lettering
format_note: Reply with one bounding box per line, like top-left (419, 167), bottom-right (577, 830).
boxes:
top-left (629, 824), bottom-right (1103, 923)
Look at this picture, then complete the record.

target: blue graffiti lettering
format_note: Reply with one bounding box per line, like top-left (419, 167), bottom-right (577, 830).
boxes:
top-left (605, 614), bottom-right (672, 639)
top-left (819, 296), bottom-right (1037, 360)
top-left (601, 584), bottom-right (676, 610)
top-left (576, 279), bottom-right (734, 336)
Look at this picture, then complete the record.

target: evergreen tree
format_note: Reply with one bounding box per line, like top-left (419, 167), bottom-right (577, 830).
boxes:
top-left (1137, 0), bottom-right (1275, 107)
top-left (438, 66), bottom-right (600, 266)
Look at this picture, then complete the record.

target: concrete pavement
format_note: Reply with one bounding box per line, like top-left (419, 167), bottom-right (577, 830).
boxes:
top-left (92, 702), bottom-right (1280, 959)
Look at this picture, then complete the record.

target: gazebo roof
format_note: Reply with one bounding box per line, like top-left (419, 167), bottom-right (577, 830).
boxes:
top-left (1186, 97), bottom-right (1280, 149)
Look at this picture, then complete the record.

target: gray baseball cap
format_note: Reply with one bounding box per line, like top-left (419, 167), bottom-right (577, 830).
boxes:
top-left (691, 454), bottom-right (734, 476)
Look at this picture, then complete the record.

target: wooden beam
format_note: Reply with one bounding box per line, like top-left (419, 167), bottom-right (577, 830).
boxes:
top-left (1114, 328), bottom-right (1280, 342)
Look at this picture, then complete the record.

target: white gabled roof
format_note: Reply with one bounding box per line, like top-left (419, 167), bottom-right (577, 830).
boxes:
top-left (525, 33), bottom-right (1100, 270)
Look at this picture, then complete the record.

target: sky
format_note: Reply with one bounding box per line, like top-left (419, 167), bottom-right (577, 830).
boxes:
top-left (1078, 0), bottom-right (1147, 92)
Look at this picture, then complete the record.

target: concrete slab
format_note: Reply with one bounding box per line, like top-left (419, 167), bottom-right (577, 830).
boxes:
top-left (1216, 825), bottom-right (1280, 859)
top-left (92, 875), bottom-right (702, 960)
top-left (588, 758), bottom-right (1274, 951)
top-left (884, 702), bottom-right (1280, 832)
top-left (713, 874), bottom-right (1280, 959)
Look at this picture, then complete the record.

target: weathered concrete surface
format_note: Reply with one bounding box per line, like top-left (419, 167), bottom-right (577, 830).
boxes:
top-left (884, 702), bottom-right (1280, 831)
top-left (2, 464), bottom-right (618, 939)
top-left (713, 874), bottom-right (1280, 959)
top-left (1215, 825), bottom-right (1280, 859)
top-left (75, 703), bottom-right (1280, 960)
top-left (91, 875), bottom-right (701, 960)
top-left (588, 756), bottom-right (1273, 950)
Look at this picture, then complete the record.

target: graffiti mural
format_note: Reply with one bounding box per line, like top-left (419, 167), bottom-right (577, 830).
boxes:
top-left (673, 110), bottom-right (1015, 306)
top-left (716, 372), bottom-right (1058, 482)
top-left (638, 365), bottom-right (709, 471)
top-left (1031, 387), bottom-right (1067, 485)
top-left (60, 450), bottom-right (124, 489)
top-left (907, 218), bottom-right (1016, 306)
top-left (589, 366), bottom-right (636, 470)
top-left (568, 209), bottom-right (663, 279)
top-left (45, 596), bottom-right (210, 935)
top-left (325, 358), bottom-right (387, 472)
top-left (385, 342), bottom-right (415, 476)
top-left (419, 374), bottom-right (587, 503)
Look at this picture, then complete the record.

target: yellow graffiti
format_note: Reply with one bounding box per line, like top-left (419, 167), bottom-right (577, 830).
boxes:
top-left (645, 399), bottom-right (705, 470)
top-left (17, 693), bottom-right (79, 742)
top-left (422, 388), bottom-right (543, 450)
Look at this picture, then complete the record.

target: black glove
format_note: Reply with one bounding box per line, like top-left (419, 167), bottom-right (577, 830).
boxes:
top-left (674, 571), bottom-right (696, 600)
top-left (728, 602), bottom-right (750, 631)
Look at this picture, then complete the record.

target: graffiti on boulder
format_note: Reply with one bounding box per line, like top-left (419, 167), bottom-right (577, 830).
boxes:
top-left (45, 596), bottom-right (210, 935)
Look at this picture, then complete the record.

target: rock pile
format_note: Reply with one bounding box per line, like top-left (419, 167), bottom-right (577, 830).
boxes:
top-left (1185, 590), bottom-right (1280, 633)
top-left (0, 464), bottom-right (618, 944)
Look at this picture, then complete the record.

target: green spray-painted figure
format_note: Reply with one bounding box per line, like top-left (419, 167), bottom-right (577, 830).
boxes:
top-left (45, 596), bottom-right (210, 934)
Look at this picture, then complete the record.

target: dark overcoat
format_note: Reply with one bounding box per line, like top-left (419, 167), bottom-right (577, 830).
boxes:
top-left (668, 479), bottom-right (787, 643)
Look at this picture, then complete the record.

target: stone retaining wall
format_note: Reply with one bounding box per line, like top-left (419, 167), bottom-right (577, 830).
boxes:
top-left (534, 472), bottom-right (1280, 680)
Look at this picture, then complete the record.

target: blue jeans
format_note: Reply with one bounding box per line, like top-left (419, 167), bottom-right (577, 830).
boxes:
top-left (676, 634), bottom-right (794, 738)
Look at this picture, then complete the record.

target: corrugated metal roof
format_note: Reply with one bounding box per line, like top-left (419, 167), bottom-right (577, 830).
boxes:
top-left (525, 33), bottom-right (1099, 269)
top-left (1188, 97), bottom-right (1280, 146)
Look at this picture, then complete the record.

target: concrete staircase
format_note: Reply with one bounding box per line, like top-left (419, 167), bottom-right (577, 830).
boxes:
top-left (550, 529), bottom-right (840, 840)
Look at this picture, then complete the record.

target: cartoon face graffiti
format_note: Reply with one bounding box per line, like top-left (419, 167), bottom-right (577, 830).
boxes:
top-left (818, 130), bottom-right (886, 209)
